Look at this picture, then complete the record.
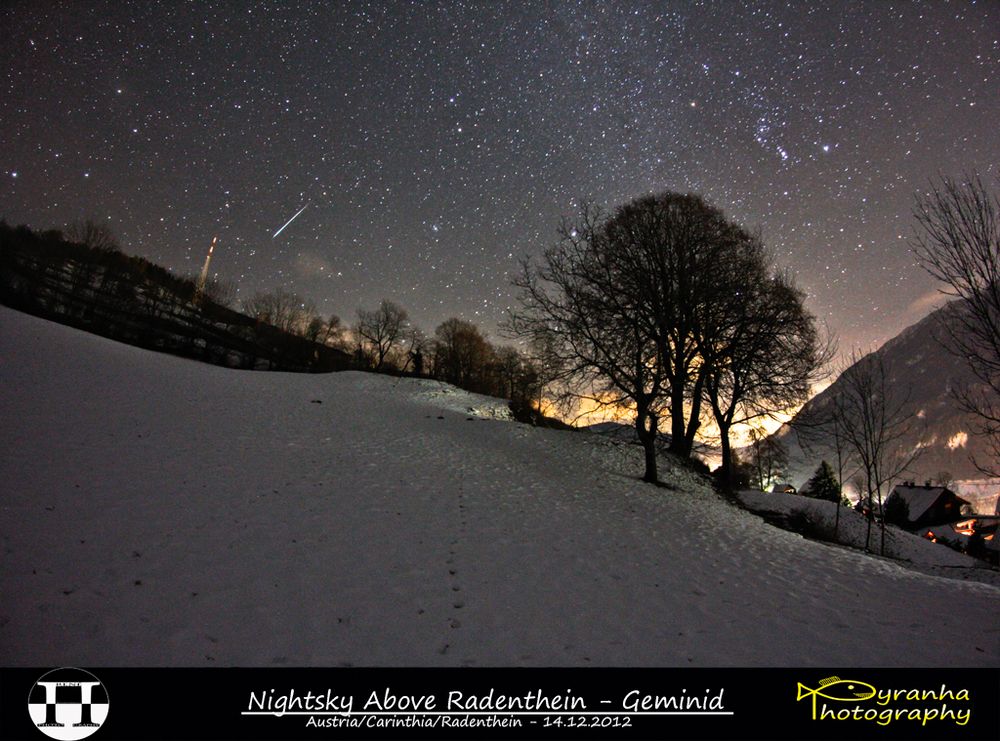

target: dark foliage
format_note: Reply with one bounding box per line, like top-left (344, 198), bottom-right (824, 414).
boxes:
top-left (759, 509), bottom-right (835, 543)
top-left (0, 221), bottom-right (350, 372)
top-left (803, 460), bottom-right (842, 503)
top-left (882, 493), bottom-right (911, 527)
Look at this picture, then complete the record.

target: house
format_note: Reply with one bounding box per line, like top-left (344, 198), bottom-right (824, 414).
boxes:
top-left (885, 482), bottom-right (969, 530)
top-left (920, 516), bottom-right (1000, 565)
top-left (771, 483), bottom-right (796, 494)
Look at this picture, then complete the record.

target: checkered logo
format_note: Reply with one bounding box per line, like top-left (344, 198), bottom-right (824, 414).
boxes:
top-left (27, 668), bottom-right (109, 740)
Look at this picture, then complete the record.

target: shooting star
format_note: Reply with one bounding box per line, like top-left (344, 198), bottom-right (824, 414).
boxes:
top-left (272, 202), bottom-right (310, 238)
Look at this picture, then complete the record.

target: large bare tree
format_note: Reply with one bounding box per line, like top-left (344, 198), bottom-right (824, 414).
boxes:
top-left (833, 350), bottom-right (920, 554)
top-left (66, 218), bottom-right (120, 252)
top-left (242, 288), bottom-right (311, 335)
top-left (433, 317), bottom-right (493, 389)
top-left (700, 253), bottom-right (828, 487)
top-left (509, 200), bottom-right (668, 482)
top-left (355, 299), bottom-right (409, 371)
top-left (913, 174), bottom-right (1000, 474)
top-left (509, 192), bottom-right (782, 484)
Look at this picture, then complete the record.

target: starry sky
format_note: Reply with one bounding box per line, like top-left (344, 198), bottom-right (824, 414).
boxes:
top-left (2, 1), bottom-right (998, 357)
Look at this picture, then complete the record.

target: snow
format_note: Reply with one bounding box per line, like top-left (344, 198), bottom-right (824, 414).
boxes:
top-left (1, 307), bottom-right (999, 667)
top-left (890, 485), bottom-right (961, 525)
top-left (735, 489), bottom-right (992, 574)
top-left (953, 479), bottom-right (1000, 515)
top-left (948, 431), bottom-right (969, 449)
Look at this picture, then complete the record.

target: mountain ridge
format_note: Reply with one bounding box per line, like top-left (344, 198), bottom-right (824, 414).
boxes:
top-left (774, 299), bottom-right (996, 497)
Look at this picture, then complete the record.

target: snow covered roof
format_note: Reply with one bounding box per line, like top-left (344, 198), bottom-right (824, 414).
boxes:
top-left (891, 484), bottom-right (968, 523)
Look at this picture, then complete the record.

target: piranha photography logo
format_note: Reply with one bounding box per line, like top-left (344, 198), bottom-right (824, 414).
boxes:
top-left (797, 675), bottom-right (971, 728)
top-left (27, 668), bottom-right (109, 740)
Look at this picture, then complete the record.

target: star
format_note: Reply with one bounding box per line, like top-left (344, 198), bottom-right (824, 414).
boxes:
top-left (0, 0), bottom-right (994, 361)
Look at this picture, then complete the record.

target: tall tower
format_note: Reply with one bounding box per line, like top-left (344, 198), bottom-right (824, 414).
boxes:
top-left (196, 236), bottom-right (218, 295)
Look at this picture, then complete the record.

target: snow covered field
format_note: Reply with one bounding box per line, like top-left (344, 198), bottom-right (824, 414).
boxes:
top-left (1, 307), bottom-right (998, 667)
top-left (736, 489), bottom-right (998, 578)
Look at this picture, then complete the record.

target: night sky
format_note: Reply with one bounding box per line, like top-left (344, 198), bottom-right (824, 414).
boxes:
top-left (2, 1), bottom-right (998, 356)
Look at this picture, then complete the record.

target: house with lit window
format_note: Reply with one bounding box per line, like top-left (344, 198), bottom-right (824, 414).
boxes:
top-left (884, 482), bottom-right (969, 530)
top-left (921, 515), bottom-right (999, 565)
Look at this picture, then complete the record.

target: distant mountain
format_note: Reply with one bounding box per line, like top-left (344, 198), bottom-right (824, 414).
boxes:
top-left (774, 299), bottom-right (995, 490)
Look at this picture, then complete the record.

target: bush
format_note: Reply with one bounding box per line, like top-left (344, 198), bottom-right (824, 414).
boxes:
top-left (883, 495), bottom-right (910, 528)
top-left (781, 510), bottom-right (836, 541)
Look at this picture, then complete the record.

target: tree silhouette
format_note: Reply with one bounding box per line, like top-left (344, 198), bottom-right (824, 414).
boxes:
top-left (511, 192), bottom-right (800, 484)
top-left (803, 460), bottom-right (841, 503)
top-left (433, 318), bottom-right (492, 390)
top-left (355, 299), bottom-right (409, 371)
top-left (833, 350), bottom-right (920, 554)
top-left (701, 264), bottom-right (828, 488)
top-left (66, 218), bottom-right (120, 252)
top-left (242, 288), bottom-right (311, 335)
top-left (913, 173), bottom-right (1000, 475)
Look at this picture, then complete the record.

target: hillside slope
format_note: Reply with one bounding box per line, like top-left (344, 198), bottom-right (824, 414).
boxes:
top-left (775, 300), bottom-right (995, 490)
top-left (1, 307), bottom-right (998, 666)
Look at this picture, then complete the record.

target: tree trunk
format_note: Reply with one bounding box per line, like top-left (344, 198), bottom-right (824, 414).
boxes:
top-left (683, 369), bottom-right (706, 456)
top-left (864, 489), bottom-right (874, 552)
top-left (668, 385), bottom-right (688, 457)
top-left (878, 491), bottom-right (887, 556)
top-left (718, 423), bottom-right (732, 490)
top-left (641, 436), bottom-right (658, 483)
top-left (635, 404), bottom-right (659, 484)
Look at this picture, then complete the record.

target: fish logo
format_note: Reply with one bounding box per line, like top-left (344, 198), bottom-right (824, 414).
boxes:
top-left (797, 676), bottom-right (877, 719)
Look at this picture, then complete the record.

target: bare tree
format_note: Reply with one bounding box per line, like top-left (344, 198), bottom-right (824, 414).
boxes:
top-left (355, 299), bottom-right (409, 371)
top-left (700, 260), bottom-right (829, 488)
top-left (490, 345), bottom-right (526, 400)
top-left (303, 314), bottom-right (326, 344)
top-left (66, 218), bottom-right (120, 252)
top-left (200, 276), bottom-right (237, 308)
top-left (510, 193), bottom-right (763, 483)
top-left (746, 428), bottom-right (789, 491)
top-left (508, 202), bottom-right (669, 483)
top-left (833, 350), bottom-right (920, 554)
top-left (600, 193), bottom-right (746, 459)
top-left (317, 314), bottom-right (345, 348)
top-left (433, 318), bottom-right (493, 389)
top-left (242, 288), bottom-right (310, 334)
top-left (913, 174), bottom-right (1000, 474)
top-left (828, 412), bottom-right (856, 539)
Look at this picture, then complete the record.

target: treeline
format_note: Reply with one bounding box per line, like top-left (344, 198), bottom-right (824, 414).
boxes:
top-left (272, 297), bottom-right (549, 423)
top-left (0, 220), bottom-right (551, 421)
top-left (237, 291), bottom-right (549, 419)
top-left (0, 221), bottom-right (350, 372)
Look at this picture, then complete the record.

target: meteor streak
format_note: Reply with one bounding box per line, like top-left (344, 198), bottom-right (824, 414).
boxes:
top-left (272, 202), bottom-right (309, 238)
